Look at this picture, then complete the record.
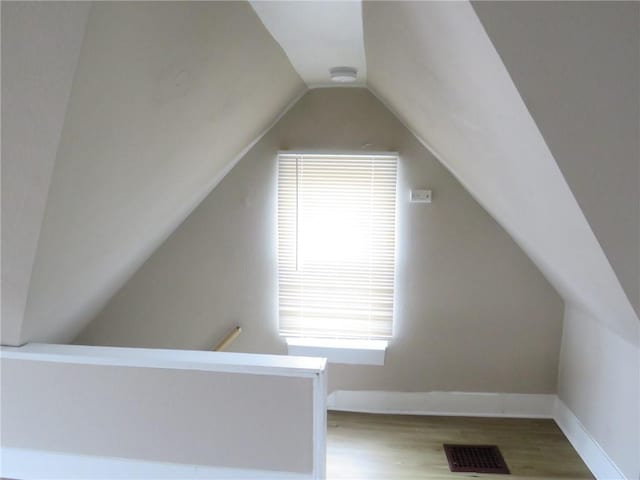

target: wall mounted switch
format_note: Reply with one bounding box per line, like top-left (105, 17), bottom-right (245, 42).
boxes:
top-left (410, 189), bottom-right (432, 203)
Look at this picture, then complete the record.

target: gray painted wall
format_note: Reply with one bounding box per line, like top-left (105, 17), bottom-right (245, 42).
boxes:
top-left (78, 89), bottom-right (564, 395)
top-left (473, 0), bottom-right (640, 317)
top-left (18, 1), bottom-right (304, 345)
top-left (558, 306), bottom-right (639, 479)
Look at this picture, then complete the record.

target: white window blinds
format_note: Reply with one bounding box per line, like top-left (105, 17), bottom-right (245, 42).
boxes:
top-left (277, 153), bottom-right (398, 340)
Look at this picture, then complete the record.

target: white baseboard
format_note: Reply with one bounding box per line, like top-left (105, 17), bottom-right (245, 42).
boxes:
top-left (0, 447), bottom-right (311, 480)
top-left (553, 398), bottom-right (626, 480)
top-left (327, 390), bottom-right (556, 418)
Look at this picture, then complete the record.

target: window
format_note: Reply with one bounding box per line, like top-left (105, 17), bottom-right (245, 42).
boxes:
top-left (277, 153), bottom-right (398, 342)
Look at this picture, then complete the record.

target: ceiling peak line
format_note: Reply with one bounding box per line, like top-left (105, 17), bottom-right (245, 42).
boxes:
top-left (250, 0), bottom-right (367, 88)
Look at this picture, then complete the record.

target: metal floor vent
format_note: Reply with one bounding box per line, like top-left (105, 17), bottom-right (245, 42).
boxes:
top-left (443, 444), bottom-right (510, 474)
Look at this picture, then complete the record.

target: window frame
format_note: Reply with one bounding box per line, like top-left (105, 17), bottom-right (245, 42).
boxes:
top-left (276, 151), bottom-right (400, 362)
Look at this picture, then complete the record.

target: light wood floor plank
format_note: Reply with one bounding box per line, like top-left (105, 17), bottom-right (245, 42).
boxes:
top-left (327, 412), bottom-right (594, 479)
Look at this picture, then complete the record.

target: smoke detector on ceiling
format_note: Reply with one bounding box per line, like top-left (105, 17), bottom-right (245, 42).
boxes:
top-left (330, 66), bottom-right (358, 83)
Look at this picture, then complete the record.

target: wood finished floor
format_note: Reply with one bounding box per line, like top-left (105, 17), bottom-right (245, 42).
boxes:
top-left (327, 412), bottom-right (594, 480)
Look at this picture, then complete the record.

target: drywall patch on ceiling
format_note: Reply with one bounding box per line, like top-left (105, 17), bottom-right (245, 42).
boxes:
top-left (250, 0), bottom-right (366, 87)
top-left (364, 1), bottom-right (638, 345)
top-left (1, 2), bottom-right (90, 346)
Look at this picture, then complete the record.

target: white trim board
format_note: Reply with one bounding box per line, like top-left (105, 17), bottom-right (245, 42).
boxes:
top-left (327, 390), bottom-right (626, 479)
top-left (327, 390), bottom-right (556, 418)
top-left (1, 343), bottom-right (327, 378)
top-left (312, 368), bottom-right (328, 479)
top-left (286, 338), bottom-right (387, 366)
top-left (553, 398), bottom-right (626, 480)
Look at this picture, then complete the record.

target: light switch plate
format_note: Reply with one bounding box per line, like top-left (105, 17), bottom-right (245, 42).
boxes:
top-left (410, 189), bottom-right (432, 203)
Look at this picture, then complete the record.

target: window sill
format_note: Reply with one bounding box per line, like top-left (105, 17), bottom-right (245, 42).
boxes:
top-left (285, 338), bottom-right (388, 366)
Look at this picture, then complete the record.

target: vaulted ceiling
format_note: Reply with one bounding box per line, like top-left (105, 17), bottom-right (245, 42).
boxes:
top-left (363, 1), bottom-right (639, 343)
top-left (2, 1), bottom-right (638, 347)
top-left (2, 2), bottom-right (305, 345)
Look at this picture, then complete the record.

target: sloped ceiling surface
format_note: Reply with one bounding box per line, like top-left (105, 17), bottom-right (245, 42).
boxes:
top-left (363, 1), bottom-right (639, 344)
top-left (472, 0), bottom-right (639, 316)
top-left (15, 1), bottom-right (305, 345)
top-left (1, 2), bottom-right (90, 345)
top-left (4, 0), bottom-right (637, 349)
top-left (250, 0), bottom-right (367, 86)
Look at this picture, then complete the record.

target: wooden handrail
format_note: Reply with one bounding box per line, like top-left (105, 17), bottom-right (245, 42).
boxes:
top-left (213, 326), bottom-right (242, 351)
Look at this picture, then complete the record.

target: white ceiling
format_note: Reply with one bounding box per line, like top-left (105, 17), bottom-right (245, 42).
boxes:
top-left (364, 1), bottom-right (638, 344)
top-left (250, 1), bottom-right (366, 87)
top-left (1, 2), bottom-right (90, 345)
top-left (4, 2), bottom-right (305, 345)
top-left (2, 0), bottom-right (637, 350)
top-left (252, 0), bottom-right (640, 346)
top-left (473, 1), bottom-right (639, 316)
